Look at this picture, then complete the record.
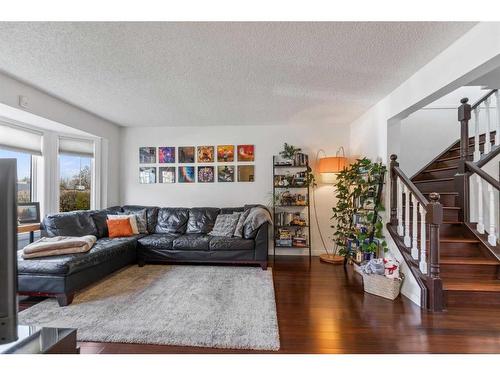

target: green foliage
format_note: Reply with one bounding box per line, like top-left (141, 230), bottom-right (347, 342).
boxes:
top-left (330, 158), bottom-right (388, 258)
top-left (279, 143), bottom-right (302, 160)
top-left (59, 190), bottom-right (90, 212)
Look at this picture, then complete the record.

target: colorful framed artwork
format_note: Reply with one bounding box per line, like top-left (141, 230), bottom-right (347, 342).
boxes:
top-left (237, 145), bottom-right (255, 162)
top-left (217, 145), bottom-right (234, 162)
top-left (139, 147), bottom-right (156, 164)
top-left (159, 167), bottom-right (176, 183)
top-left (198, 166), bottom-right (215, 183)
top-left (197, 146), bottom-right (214, 163)
top-left (238, 165), bottom-right (255, 182)
top-left (139, 167), bottom-right (156, 184)
top-left (178, 166), bottom-right (195, 183)
top-left (179, 147), bottom-right (195, 163)
top-left (218, 165), bottom-right (235, 182)
top-left (159, 147), bottom-right (176, 163)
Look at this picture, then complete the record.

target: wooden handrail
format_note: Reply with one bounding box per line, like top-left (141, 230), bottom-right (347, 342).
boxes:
top-left (465, 161), bottom-right (500, 190)
top-left (388, 154), bottom-right (444, 312)
top-left (471, 89), bottom-right (498, 110)
top-left (476, 144), bottom-right (500, 168)
top-left (393, 166), bottom-right (429, 206)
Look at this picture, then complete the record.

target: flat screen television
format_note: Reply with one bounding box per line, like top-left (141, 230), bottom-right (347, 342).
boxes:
top-left (0, 159), bottom-right (18, 344)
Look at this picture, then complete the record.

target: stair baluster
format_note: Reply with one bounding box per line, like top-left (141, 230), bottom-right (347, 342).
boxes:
top-left (484, 97), bottom-right (492, 155)
top-left (397, 178), bottom-right (404, 236)
top-left (411, 194), bottom-right (419, 259)
top-left (473, 108), bottom-right (481, 162)
top-left (418, 204), bottom-right (427, 274)
top-left (487, 183), bottom-right (497, 246)
top-left (477, 174), bottom-right (485, 234)
top-left (404, 185), bottom-right (411, 247)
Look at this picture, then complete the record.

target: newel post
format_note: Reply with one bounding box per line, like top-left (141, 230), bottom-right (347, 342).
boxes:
top-left (389, 154), bottom-right (399, 226)
top-left (426, 192), bottom-right (444, 312)
top-left (456, 97), bottom-right (472, 222)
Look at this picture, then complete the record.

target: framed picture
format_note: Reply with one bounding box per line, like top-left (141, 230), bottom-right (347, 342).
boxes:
top-left (139, 147), bottom-right (156, 164)
top-left (139, 167), bottom-right (156, 184)
top-left (237, 145), bottom-right (255, 162)
top-left (17, 202), bottom-right (40, 224)
top-left (159, 167), bottom-right (176, 183)
top-left (178, 166), bottom-right (195, 183)
top-left (238, 165), bottom-right (255, 182)
top-left (218, 165), bottom-right (235, 182)
top-left (217, 145), bottom-right (234, 162)
top-left (198, 166), bottom-right (215, 183)
top-left (179, 146), bottom-right (195, 163)
top-left (197, 146), bottom-right (214, 163)
top-left (159, 147), bottom-right (176, 163)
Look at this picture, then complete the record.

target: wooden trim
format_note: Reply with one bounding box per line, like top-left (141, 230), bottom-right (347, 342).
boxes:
top-left (476, 144), bottom-right (500, 168)
top-left (464, 161), bottom-right (500, 190)
top-left (17, 223), bottom-right (40, 233)
top-left (464, 222), bottom-right (500, 261)
top-left (471, 89), bottom-right (498, 110)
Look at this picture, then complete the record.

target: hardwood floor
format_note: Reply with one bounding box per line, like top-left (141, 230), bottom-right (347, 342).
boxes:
top-left (19, 256), bottom-right (500, 353)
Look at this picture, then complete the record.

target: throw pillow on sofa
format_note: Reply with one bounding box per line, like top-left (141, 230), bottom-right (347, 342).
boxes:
top-left (209, 213), bottom-right (241, 237)
top-left (108, 214), bottom-right (140, 234)
top-left (107, 218), bottom-right (134, 238)
top-left (122, 208), bottom-right (148, 234)
top-left (233, 209), bottom-right (251, 238)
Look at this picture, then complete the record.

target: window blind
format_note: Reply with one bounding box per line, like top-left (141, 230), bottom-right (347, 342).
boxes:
top-left (0, 121), bottom-right (43, 155)
top-left (58, 136), bottom-right (94, 157)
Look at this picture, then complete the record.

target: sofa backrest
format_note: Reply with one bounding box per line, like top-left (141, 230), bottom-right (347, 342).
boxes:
top-left (42, 205), bottom-right (258, 238)
top-left (186, 207), bottom-right (220, 234)
top-left (155, 207), bottom-right (189, 234)
top-left (121, 205), bottom-right (159, 234)
top-left (42, 211), bottom-right (99, 237)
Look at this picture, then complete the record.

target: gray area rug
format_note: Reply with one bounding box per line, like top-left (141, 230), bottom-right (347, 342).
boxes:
top-left (19, 265), bottom-right (280, 351)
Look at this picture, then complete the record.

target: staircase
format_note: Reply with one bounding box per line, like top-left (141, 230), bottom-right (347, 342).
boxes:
top-left (411, 132), bottom-right (500, 308)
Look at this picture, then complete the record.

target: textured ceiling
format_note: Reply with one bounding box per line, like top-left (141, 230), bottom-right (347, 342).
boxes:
top-left (0, 22), bottom-right (476, 128)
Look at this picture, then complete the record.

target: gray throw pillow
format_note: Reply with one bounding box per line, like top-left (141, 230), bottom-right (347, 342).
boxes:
top-left (122, 209), bottom-right (148, 234)
top-left (209, 213), bottom-right (241, 237)
top-left (233, 209), bottom-right (251, 238)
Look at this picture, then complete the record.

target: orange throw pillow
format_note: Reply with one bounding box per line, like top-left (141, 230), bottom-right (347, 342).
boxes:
top-left (107, 218), bottom-right (134, 238)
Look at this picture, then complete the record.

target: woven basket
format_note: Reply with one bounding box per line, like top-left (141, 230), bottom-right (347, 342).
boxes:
top-left (362, 273), bottom-right (404, 300)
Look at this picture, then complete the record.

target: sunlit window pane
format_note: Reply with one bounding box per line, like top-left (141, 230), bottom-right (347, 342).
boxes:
top-left (59, 154), bottom-right (92, 212)
top-left (0, 148), bottom-right (32, 203)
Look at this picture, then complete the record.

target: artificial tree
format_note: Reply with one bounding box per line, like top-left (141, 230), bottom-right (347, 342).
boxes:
top-left (331, 157), bottom-right (388, 262)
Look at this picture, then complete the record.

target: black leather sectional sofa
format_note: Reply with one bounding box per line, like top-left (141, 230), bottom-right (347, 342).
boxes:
top-left (17, 205), bottom-right (269, 306)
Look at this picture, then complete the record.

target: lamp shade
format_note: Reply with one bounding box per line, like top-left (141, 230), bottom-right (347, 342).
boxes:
top-left (317, 156), bottom-right (347, 173)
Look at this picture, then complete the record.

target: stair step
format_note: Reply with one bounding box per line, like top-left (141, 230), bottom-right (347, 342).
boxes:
top-left (443, 279), bottom-right (500, 292)
top-left (437, 155), bottom-right (460, 162)
top-left (421, 166), bottom-right (457, 173)
top-left (413, 177), bottom-right (454, 184)
top-left (440, 257), bottom-right (499, 265)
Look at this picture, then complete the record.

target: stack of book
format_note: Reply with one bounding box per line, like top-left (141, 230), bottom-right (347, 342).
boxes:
top-left (276, 228), bottom-right (293, 247)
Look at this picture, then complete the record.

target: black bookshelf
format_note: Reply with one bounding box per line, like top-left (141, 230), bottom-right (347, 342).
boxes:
top-left (272, 154), bottom-right (312, 259)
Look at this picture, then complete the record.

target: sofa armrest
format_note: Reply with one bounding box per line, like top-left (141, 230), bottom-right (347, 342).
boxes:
top-left (254, 222), bottom-right (269, 262)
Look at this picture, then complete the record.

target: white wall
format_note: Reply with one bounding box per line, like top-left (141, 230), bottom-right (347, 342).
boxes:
top-left (348, 22), bottom-right (500, 306)
top-left (120, 123), bottom-right (349, 255)
top-left (0, 72), bottom-right (123, 208)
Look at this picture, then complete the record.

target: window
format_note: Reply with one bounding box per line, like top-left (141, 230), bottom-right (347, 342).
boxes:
top-left (0, 148), bottom-right (33, 202)
top-left (59, 154), bottom-right (93, 212)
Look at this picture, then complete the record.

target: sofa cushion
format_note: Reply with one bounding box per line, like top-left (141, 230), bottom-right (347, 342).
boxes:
top-left (155, 208), bottom-right (190, 234)
top-left (209, 213), bottom-right (241, 237)
top-left (137, 233), bottom-right (179, 250)
top-left (42, 211), bottom-right (98, 237)
top-left (90, 206), bottom-right (124, 238)
top-left (209, 236), bottom-right (254, 251)
top-left (122, 205), bottom-right (159, 233)
top-left (186, 207), bottom-right (220, 234)
top-left (173, 234), bottom-right (210, 250)
top-left (17, 236), bottom-right (139, 276)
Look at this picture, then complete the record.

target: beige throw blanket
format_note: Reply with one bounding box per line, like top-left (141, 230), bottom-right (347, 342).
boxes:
top-left (22, 235), bottom-right (97, 259)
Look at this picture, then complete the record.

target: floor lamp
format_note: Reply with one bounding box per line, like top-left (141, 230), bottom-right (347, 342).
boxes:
top-left (313, 147), bottom-right (348, 264)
